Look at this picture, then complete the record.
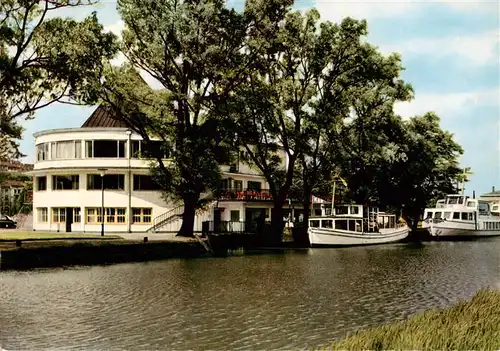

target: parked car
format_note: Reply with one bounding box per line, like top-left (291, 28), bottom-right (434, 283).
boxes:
top-left (0, 214), bottom-right (17, 229)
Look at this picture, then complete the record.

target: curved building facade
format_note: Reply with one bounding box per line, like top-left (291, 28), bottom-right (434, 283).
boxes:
top-left (31, 106), bottom-right (304, 234)
top-left (32, 126), bottom-right (173, 233)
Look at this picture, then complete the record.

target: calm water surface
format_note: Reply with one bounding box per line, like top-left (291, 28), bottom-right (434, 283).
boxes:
top-left (1, 239), bottom-right (499, 350)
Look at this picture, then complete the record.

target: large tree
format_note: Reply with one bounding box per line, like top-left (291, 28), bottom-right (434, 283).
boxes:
top-left (101, 0), bottom-right (293, 236)
top-left (228, 10), bottom-right (411, 245)
top-left (0, 0), bottom-right (118, 160)
top-left (396, 113), bottom-right (463, 229)
top-left (335, 107), bottom-right (463, 229)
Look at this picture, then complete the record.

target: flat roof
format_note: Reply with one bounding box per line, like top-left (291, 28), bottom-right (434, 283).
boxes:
top-left (33, 127), bottom-right (130, 138)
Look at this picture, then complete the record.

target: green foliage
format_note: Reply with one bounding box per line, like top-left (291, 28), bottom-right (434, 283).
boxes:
top-left (98, 0), bottom-right (464, 238)
top-left (228, 8), bottom-right (414, 240)
top-left (0, 0), bottom-right (118, 159)
top-left (326, 288), bottom-right (500, 350)
top-left (102, 0), bottom-right (288, 235)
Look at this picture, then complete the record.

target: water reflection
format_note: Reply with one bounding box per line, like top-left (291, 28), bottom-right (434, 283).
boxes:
top-left (1, 239), bottom-right (499, 350)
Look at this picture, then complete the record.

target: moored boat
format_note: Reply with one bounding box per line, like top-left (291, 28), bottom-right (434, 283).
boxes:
top-left (308, 203), bottom-right (409, 247)
top-left (422, 194), bottom-right (500, 238)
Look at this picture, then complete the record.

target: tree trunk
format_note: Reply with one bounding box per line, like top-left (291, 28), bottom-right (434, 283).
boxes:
top-left (411, 211), bottom-right (420, 232)
top-left (270, 204), bottom-right (285, 247)
top-left (177, 196), bottom-right (197, 237)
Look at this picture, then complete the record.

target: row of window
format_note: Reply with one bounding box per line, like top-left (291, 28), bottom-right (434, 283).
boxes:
top-left (310, 219), bottom-right (363, 232)
top-left (426, 211), bottom-right (474, 221)
top-left (36, 175), bottom-right (162, 191)
top-left (220, 179), bottom-right (263, 191)
top-left (37, 207), bottom-right (152, 224)
top-left (36, 140), bottom-right (169, 161)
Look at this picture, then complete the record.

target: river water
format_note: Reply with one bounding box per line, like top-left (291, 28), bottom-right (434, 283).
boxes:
top-left (1, 239), bottom-right (499, 350)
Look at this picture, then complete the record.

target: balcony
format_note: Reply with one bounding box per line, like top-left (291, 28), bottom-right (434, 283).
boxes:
top-left (218, 188), bottom-right (273, 201)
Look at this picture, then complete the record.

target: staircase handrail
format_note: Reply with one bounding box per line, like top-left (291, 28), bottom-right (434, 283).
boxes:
top-left (148, 191), bottom-right (217, 232)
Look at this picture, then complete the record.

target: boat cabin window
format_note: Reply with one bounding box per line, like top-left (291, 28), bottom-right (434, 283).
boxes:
top-left (321, 220), bottom-right (333, 228)
top-left (453, 212), bottom-right (460, 219)
top-left (478, 202), bottom-right (490, 215)
top-left (354, 220), bottom-right (362, 232)
top-left (314, 209), bottom-right (322, 216)
top-left (310, 220), bottom-right (320, 227)
top-left (466, 201), bottom-right (476, 208)
top-left (461, 212), bottom-right (473, 221)
top-left (335, 219), bottom-right (348, 230)
top-left (335, 206), bottom-right (349, 215)
top-left (447, 196), bottom-right (464, 205)
top-left (324, 208), bottom-right (332, 216)
top-left (443, 212), bottom-right (452, 219)
top-left (434, 212), bottom-right (442, 219)
top-left (379, 215), bottom-right (396, 228)
top-left (350, 206), bottom-right (360, 215)
top-left (426, 212), bottom-right (433, 219)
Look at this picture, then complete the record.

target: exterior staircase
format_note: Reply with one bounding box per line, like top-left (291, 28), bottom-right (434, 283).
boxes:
top-left (147, 193), bottom-right (217, 233)
top-left (147, 205), bottom-right (184, 233)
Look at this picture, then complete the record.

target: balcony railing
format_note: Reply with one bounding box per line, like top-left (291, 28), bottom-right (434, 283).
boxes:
top-left (218, 188), bottom-right (273, 201)
top-left (202, 220), bottom-right (272, 234)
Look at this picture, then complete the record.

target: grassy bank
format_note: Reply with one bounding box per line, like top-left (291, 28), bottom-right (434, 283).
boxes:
top-left (0, 231), bottom-right (122, 241)
top-left (327, 288), bottom-right (500, 350)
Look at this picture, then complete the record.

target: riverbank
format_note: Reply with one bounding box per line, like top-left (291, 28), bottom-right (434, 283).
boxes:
top-left (326, 288), bottom-right (500, 350)
top-left (0, 232), bottom-right (208, 269)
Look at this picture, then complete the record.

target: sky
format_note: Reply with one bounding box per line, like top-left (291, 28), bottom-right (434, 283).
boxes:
top-left (18, 0), bottom-right (500, 196)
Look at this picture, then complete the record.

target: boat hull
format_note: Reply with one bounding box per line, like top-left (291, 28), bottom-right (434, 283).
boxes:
top-left (424, 222), bottom-right (500, 238)
top-left (308, 226), bottom-right (409, 247)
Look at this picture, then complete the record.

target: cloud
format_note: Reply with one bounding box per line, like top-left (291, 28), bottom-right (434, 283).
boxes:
top-left (394, 89), bottom-right (500, 118)
top-left (104, 20), bottom-right (125, 38)
top-left (379, 30), bottom-right (500, 66)
top-left (316, 0), bottom-right (420, 22)
top-left (435, 0), bottom-right (498, 12)
top-left (315, 0), bottom-right (497, 22)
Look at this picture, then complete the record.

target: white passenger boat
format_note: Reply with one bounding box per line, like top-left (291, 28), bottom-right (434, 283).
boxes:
top-left (308, 204), bottom-right (409, 247)
top-left (422, 194), bottom-right (500, 238)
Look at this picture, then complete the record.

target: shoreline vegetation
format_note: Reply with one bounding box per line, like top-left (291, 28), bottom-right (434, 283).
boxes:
top-left (326, 288), bottom-right (500, 350)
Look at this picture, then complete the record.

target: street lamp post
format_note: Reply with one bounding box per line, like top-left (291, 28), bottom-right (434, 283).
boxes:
top-left (98, 168), bottom-right (107, 236)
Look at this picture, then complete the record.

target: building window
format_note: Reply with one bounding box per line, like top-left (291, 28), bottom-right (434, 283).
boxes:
top-left (36, 176), bottom-right (47, 191)
top-left (230, 210), bottom-right (240, 222)
top-left (106, 208), bottom-right (126, 223)
top-left (50, 140), bottom-right (82, 159)
top-left (247, 181), bottom-right (261, 191)
top-left (86, 208), bottom-right (126, 224)
top-left (131, 140), bottom-right (169, 159)
top-left (85, 140), bottom-right (126, 158)
top-left (234, 180), bottom-right (243, 191)
top-left (86, 208), bottom-right (102, 223)
top-left (132, 208), bottom-right (152, 224)
top-left (52, 175), bottom-right (79, 190)
top-left (133, 175), bottom-right (162, 190)
top-left (73, 208), bottom-right (81, 222)
top-left (52, 208), bottom-right (66, 223)
top-left (37, 208), bottom-right (48, 222)
top-left (87, 174), bottom-right (125, 190)
top-left (36, 143), bottom-right (49, 161)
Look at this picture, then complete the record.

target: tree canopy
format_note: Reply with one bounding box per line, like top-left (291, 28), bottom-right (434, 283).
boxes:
top-left (0, 0), bottom-right (118, 160)
top-left (93, 0), bottom-right (465, 241)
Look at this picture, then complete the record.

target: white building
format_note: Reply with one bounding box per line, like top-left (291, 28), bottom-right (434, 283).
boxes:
top-left (31, 106), bottom-right (303, 233)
